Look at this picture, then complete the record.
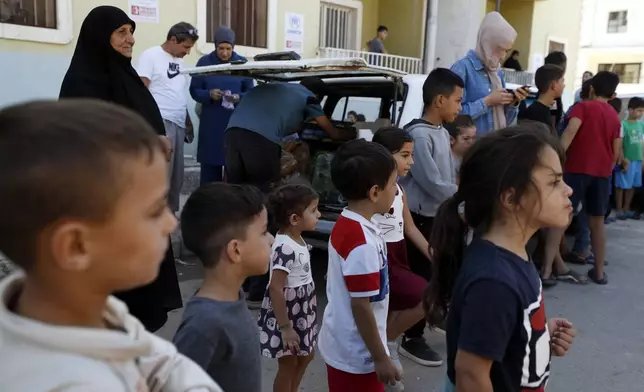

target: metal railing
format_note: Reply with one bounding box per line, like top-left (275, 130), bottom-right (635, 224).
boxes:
top-left (318, 48), bottom-right (536, 84)
top-left (318, 47), bottom-right (423, 74)
top-left (501, 68), bottom-right (535, 86)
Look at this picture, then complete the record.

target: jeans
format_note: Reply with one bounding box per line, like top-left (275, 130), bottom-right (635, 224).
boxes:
top-left (572, 210), bottom-right (590, 254)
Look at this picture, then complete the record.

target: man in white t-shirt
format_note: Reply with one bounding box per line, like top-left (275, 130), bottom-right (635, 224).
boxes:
top-left (137, 22), bottom-right (199, 212)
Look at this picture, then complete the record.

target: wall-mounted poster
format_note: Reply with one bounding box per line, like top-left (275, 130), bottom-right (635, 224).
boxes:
top-left (284, 12), bottom-right (304, 54)
top-left (128, 0), bottom-right (159, 23)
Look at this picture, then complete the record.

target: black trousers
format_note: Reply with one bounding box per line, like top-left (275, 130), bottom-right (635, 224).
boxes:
top-left (404, 212), bottom-right (434, 338)
top-left (224, 128), bottom-right (282, 193)
top-left (225, 128), bottom-right (282, 300)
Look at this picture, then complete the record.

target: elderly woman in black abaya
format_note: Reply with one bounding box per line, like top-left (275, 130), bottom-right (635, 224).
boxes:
top-left (59, 5), bottom-right (181, 332)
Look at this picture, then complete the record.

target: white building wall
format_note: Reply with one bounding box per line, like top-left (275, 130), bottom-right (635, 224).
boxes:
top-left (433, 0), bottom-right (485, 69)
top-left (581, 0), bottom-right (644, 48)
top-left (575, 0), bottom-right (644, 88)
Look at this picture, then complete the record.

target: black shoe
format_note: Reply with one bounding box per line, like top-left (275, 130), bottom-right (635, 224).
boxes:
top-left (399, 337), bottom-right (443, 367)
top-left (245, 293), bottom-right (263, 310)
top-left (541, 275), bottom-right (558, 288)
top-left (429, 318), bottom-right (446, 335)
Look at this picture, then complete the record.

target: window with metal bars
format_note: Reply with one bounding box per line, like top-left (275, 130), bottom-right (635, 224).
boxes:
top-left (205, 0), bottom-right (268, 48)
top-left (0, 0), bottom-right (56, 29)
top-left (607, 10), bottom-right (627, 34)
top-left (319, 2), bottom-right (357, 50)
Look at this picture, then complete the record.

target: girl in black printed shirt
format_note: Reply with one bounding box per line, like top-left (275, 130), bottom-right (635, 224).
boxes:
top-left (424, 124), bottom-right (577, 392)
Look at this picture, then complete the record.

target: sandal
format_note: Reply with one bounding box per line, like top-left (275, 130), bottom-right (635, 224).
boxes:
top-left (554, 269), bottom-right (588, 285)
top-left (541, 275), bottom-right (558, 288)
top-left (587, 268), bottom-right (608, 285)
top-left (584, 254), bottom-right (609, 266)
top-left (564, 252), bottom-right (609, 266)
top-left (562, 253), bottom-right (587, 265)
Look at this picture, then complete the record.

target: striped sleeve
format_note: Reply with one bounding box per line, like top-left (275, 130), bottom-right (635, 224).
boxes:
top-left (342, 244), bottom-right (381, 298)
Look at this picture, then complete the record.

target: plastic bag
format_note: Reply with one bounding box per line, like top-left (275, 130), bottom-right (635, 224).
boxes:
top-left (281, 141), bottom-right (310, 178)
top-left (310, 151), bottom-right (345, 207)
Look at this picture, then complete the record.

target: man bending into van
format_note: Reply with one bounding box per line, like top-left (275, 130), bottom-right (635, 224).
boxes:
top-left (224, 76), bottom-right (341, 306)
top-left (225, 77), bottom-right (339, 193)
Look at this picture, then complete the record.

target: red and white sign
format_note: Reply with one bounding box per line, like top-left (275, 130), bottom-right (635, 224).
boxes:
top-left (128, 0), bottom-right (159, 23)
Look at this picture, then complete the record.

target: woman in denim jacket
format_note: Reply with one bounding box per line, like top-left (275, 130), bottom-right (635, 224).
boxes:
top-left (451, 12), bottom-right (529, 135)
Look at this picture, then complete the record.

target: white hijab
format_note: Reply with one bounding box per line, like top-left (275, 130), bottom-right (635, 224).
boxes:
top-left (475, 12), bottom-right (517, 130)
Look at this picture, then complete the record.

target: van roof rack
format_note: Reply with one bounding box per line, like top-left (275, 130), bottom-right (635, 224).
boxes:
top-left (253, 51), bottom-right (301, 62)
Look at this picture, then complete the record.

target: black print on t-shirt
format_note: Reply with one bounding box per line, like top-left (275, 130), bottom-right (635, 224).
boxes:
top-left (167, 62), bottom-right (180, 79)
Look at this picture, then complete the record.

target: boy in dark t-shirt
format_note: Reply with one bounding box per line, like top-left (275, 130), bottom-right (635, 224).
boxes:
top-left (521, 65), bottom-right (588, 286)
top-left (519, 64), bottom-right (565, 134)
top-left (544, 51), bottom-right (567, 128)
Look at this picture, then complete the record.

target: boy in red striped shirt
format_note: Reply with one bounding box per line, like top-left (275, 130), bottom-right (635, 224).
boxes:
top-left (318, 140), bottom-right (401, 392)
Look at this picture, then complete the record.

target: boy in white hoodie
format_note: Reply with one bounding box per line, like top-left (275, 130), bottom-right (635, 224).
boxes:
top-left (0, 100), bottom-right (223, 392)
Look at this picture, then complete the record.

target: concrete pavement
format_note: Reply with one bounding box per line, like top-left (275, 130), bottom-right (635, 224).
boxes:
top-left (158, 218), bottom-right (644, 392)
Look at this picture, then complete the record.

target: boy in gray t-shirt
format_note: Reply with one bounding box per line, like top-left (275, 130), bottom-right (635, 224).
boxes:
top-left (367, 25), bottom-right (388, 54)
top-left (173, 183), bottom-right (274, 392)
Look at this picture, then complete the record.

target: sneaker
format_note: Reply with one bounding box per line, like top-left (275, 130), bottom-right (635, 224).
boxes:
top-left (386, 341), bottom-right (404, 392)
top-left (399, 337), bottom-right (443, 367)
top-left (431, 319), bottom-right (447, 335)
top-left (245, 293), bottom-right (263, 310)
top-left (174, 258), bottom-right (196, 266)
top-left (246, 299), bottom-right (262, 310)
top-left (385, 380), bottom-right (405, 392)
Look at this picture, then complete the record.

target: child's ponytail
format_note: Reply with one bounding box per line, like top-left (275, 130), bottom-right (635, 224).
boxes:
top-left (423, 193), bottom-right (468, 326)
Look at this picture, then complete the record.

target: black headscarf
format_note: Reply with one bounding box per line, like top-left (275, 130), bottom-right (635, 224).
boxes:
top-left (59, 6), bottom-right (165, 135)
top-left (59, 6), bottom-right (182, 333)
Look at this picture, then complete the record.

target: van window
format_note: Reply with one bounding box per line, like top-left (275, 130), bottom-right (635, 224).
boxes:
top-left (331, 97), bottom-right (382, 122)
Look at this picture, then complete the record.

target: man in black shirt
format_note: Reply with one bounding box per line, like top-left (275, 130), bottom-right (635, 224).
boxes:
top-left (519, 64), bottom-right (565, 134)
top-left (544, 51), bottom-right (567, 127)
